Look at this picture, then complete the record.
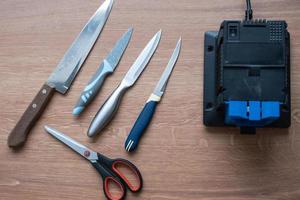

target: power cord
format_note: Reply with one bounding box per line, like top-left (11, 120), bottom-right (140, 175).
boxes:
top-left (245, 0), bottom-right (253, 21)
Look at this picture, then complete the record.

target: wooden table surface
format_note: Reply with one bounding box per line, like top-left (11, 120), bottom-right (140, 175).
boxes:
top-left (1, 0), bottom-right (300, 199)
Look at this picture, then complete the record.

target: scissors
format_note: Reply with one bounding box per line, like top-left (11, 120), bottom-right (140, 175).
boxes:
top-left (44, 126), bottom-right (143, 200)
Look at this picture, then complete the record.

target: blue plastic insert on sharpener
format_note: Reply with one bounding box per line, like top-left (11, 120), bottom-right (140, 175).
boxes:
top-left (225, 101), bottom-right (280, 128)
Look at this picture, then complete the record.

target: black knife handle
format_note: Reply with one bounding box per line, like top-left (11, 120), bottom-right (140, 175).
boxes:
top-left (8, 83), bottom-right (55, 148)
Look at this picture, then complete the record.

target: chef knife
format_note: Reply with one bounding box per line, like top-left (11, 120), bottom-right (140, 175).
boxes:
top-left (7, 0), bottom-right (114, 148)
top-left (125, 38), bottom-right (181, 152)
top-left (72, 28), bottom-right (133, 116)
top-left (87, 30), bottom-right (162, 137)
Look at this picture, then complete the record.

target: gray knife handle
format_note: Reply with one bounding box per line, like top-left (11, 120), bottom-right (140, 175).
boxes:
top-left (73, 60), bottom-right (114, 116)
top-left (87, 80), bottom-right (131, 137)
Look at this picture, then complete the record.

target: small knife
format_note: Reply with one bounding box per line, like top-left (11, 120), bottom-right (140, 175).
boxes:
top-left (87, 30), bottom-right (162, 137)
top-left (73, 28), bottom-right (133, 116)
top-left (125, 38), bottom-right (181, 152)
top-left (7, 0), bottom-right (114, 148)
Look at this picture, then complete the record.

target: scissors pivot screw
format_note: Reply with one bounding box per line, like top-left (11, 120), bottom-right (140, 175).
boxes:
top-left (84, 150), bottom-right (91, 157)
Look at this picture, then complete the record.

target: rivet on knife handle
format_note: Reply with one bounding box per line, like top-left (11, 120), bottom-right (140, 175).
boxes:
top-left (8, 84), bottom-right (55, 147)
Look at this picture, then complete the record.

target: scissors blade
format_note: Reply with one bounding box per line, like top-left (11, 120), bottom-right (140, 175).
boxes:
top-left (153, 38), bottom-right (181, 97)
top-left (44, 126), bottom-right (98, 161)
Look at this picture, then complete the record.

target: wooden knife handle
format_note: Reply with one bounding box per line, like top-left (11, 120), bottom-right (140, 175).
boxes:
top-left (8, 84), bottom-right (55, 148)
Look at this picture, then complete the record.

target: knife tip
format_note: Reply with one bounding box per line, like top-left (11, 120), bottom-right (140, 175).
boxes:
top-left (126, 27), bottom-right (134, 38)
top-left (44, 125), bottom-right (51, 133)
top-left (154, 29), bottom-right (162, 40)
top-left (177, 37), bottom-right (182, 47)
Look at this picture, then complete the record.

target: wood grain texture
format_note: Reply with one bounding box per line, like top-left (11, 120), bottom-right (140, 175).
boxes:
top-left (0, 0), bottom-right (300, 199)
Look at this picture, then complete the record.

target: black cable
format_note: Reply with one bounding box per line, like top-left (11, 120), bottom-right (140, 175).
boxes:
top-left (245, 0), bottom-right (253, 21)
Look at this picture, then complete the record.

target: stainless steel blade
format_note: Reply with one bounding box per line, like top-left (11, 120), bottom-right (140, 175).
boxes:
top-left (45, 126), bottom-right (98, 161)
top-left (47, 0), bottom-right (114, 94)
top-left (105, 28), bottom-right (133, 70)
top-left (123, 30), bottom-right (161, 86)
top-left (153, 38), bottom-right (181, 97)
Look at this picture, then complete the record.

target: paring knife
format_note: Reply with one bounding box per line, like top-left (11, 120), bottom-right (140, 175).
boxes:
top-left (87, 30), bottom-right (162, 137)
top-left (125, 38), bottom-right (181, 152)
top-left (7, 0), bottom-right (114, 148)
top-left (73, 28), bottom-right (133, 116)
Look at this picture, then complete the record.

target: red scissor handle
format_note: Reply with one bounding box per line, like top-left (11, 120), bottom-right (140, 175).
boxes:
top-left (104, 176), bottom-right (126, 200)
top-left (111, 158), bottom-right (143, 192)
top-left (95, 153), bottom-right (143, 198)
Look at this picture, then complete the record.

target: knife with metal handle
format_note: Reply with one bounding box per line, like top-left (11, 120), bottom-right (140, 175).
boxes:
top-left (125, 38), bottom-right (181, 152)
top-left (87, 30), bottom-right (162, 137)
top-left (73, 28), bottom-right (133, 116)
top-left (7, 0), bottom-right (114, 148)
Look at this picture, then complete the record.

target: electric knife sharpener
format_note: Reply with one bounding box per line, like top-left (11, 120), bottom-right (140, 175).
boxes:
top-left (203, 0), bottom-right (291, 134)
